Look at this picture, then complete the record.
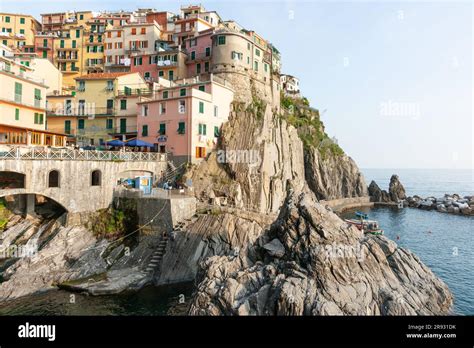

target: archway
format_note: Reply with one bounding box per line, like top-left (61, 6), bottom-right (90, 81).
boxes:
top-left (91, 170), bottom-right (102, 186)
top-left (48, 170), bottom-right (60, 188)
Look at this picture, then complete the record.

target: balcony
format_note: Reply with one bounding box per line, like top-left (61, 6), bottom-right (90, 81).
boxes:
top-left (47, 107), bottom-right (115, 117)
top-left (61, 67), bottom-right (80, 74)
top-left (157, 60), bottom-right (178, 67)
top-left (117, 88), bottom-right (152, 97)
top-left (125, 47), bottom-right (141, 55)
top-left (57, 47), bottom-right (79, 51)
top-left (56, 55), bottom-right (78, 61)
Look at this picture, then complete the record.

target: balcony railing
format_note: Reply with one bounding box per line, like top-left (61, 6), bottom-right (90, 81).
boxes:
top-left (117, 88), bottom-right (152, 97)
top-left (157, 60), bottom-right (178, 67)
top-left (186, 52), bottom-right (211, 62)
top-left (0, 145), bottom-right (166, 162)
top-left (47, 107), bottom-right (115, 116)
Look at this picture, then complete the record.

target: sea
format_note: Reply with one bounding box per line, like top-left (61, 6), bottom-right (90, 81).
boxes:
top-left (0, 169), bottom-right (472, 315)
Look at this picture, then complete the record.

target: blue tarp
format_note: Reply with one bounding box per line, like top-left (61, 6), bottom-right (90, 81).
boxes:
top-left (106, 139), bottom-right (125, 146)
top-left (125, 139), bottom-right (154, 147)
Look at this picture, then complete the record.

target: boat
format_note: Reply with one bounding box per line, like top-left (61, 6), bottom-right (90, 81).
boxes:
top-left (344, 211), bottom-right (384, 235)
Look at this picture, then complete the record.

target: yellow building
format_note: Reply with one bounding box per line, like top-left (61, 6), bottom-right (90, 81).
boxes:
top-left (0, 54), bottom-right (47, 131)
top-left (46, 72), bottom-right (149, 146)
top-left (0, 13), bottom-right (41, 49)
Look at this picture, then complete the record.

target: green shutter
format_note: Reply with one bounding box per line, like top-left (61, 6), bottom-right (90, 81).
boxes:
top-left (65, 120), bottom-right (71, 134)
top-left (178, 122), bottom-right (185, 134)
top-left (34, 113), bottom-right (38, 124)
top-left (43, 39), bottom-right (48, 47)
top-left (76, 29), bottom-right (80, 38)
top-left (159, 123), bottom-right (166, 135)
top-left (120, 100), bottom-right (127, 110)
top-left (106, 119), bottom-right (113, 129)
top-left (120, 119), bottom-right (127, 133)
top-left (142, 125), bottom-right (148, 136)
top-left (14, 82), bottom-right (22, 102)
top-left (78, 119), bottom-right (85, 129)
top-left (60, 40), bottom-right (64, 48)
top-left (203, 124), bottom-right (207, 135)
top-left (180, 88), bottom-right (186, 96)
top-left (199, 85), bottom-right (205, 92)
top-left (20, 18), bottom-right (25, 24)
top-left (198, 124), bottom-right (202, 135)
top-left (15, 108), bottom-right (19, 120)
top-left (163, 91), bottom-right (168, 99)
top-left (199, 101), bottom-right (204, 113)
top-left (214, 126), bottom-right (219, 137)
top-left (42, 50), bottom-right (47, 58)
top-left (39, 113), bottom-right (44, 124)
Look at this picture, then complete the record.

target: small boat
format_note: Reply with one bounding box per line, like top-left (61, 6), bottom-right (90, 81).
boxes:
top-left (344, 211), bottom-right (384, 235)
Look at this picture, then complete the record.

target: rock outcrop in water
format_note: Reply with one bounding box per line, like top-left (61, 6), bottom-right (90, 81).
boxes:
top-left (389, 175), bottom-right (406, 202)
top-left (189, 189), bottom-right (453, 315)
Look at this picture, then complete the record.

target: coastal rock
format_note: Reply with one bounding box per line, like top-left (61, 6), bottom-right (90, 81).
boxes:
top-left (304, 147), bottom-right (368, 200)
top-left (389, 175), bottom-right (406, 202)
top-left (368, 181), bottom-right (390, 202)
top-left (189, 189), bottom-right (453, 315)
top-left (263, 238), bottom-right (285, 258)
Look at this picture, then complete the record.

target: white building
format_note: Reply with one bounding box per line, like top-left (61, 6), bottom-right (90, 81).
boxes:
top-left (280, 74), bottom-right (300, 97)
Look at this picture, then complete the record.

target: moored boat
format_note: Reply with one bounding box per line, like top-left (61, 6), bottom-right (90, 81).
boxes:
top-left (344, 211), bottom-right (384, 235)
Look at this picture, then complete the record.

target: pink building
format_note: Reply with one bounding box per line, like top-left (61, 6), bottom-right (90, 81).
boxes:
top-left (130, 47), bottom-right (187, 82)
top-left (136, 75), bottom-right (234, 164)
top-left (184, 28), bottom-right (213, 78)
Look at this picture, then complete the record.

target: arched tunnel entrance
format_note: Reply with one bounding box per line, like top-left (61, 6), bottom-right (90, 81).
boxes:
top-left (0, 194), bottom-right (67, 220)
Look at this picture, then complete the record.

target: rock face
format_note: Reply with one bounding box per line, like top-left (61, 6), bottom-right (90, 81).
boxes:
top-left (389, 175), bottom-right (406, 202)
top-left (189, 190), bottom-right (453, 315)
top-left (304, 148), bottom-right (368, 200)
top-left (185, 104), bottom-right (306, 214)
top-left (368, 181), bottom-right (391, 202)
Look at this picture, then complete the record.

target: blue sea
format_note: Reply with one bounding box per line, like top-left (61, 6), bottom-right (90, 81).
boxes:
top-left (351, 168), bottom-right (474, 315)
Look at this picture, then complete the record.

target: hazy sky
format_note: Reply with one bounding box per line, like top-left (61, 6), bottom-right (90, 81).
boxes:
top-left (1, 0), bottom-right (472, 169)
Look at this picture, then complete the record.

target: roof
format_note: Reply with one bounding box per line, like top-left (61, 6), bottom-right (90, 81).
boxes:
top-left (74, 72), bottom-right (134, 80)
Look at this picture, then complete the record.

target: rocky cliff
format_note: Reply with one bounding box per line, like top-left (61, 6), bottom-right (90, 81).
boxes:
top-left (189, 189), bottom-right (453, 315)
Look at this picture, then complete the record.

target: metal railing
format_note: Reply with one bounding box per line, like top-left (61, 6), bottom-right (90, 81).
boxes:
top-left (0, 146), bottom-right (167, 162)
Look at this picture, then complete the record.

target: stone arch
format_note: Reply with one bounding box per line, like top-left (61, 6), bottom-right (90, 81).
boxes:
top-left (0, 192), bottom-right (69, 213)
top-left (0, 170), bottom-right (26, 189)
top-left (91, 169), bottom-right (102, 186)
top-left (48, 170), bottom-right (60, 188)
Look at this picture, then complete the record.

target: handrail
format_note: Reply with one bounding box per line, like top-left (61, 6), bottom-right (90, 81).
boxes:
top-left (0, 145), bottom-right (167, 162)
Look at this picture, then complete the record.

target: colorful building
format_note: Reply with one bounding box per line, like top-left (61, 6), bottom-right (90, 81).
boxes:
top-left (136, 75), bottom-right (233, 164)
top-left (184, 28), bottom-right (213, 78)
top-left (46, 72), bottom-right (149, 146)
top-left (0, 13), bottom-right (41, 49)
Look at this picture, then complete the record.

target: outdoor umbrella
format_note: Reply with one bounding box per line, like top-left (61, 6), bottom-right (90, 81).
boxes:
top-left (106, 139), bottom-right (125, 146)
top-left (125, 139), bottom-right (154, 147)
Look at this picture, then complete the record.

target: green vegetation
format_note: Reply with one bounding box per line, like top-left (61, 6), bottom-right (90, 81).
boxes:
top-left (247, 95), bottom-right (266, 121)
top-left (88, 208), bottom-right (127, 240)
top-left (280, 93), bottom-right (344, 159)
top-left (0, 198), bottom-right (11, 232)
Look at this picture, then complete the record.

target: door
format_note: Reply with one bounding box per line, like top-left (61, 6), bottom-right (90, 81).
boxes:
top-left (120, 118), bottom-right (127, 134)
top-left (168, 70), bottom-right (174, 81)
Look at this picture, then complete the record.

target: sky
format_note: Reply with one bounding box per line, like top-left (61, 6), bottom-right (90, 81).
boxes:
top-left (1, 0), bottom-right (472, 170)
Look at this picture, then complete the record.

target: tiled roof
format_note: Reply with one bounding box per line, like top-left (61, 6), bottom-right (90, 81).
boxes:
top-left (75, 72), bottom-right (133, 80)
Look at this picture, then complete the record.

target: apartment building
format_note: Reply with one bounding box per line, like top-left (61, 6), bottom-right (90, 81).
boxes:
top-left (130, 43), bottom-right (187, 82)
top-left (280, 74), bottom-right (300, 97)
top-left (173, 5), bottom-right (219, 46)
top-left (136, 75), bottom-right (233, 164)
top-left (0, 13), bottom-right (41, 49)
top-left (184, 28), bottom-right (213, 78)
top-left (104, 28), bottom-right (128, 72)
top-left (46, 72), bottom-right (149, 146)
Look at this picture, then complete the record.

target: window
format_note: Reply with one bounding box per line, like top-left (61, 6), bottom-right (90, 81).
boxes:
top-left (76, 29), bottom-right (80, 38)
top-left (106, 99), bottom-right (113, 110)
top-left (120, 118), bottom-right (127, 133)
top-left (20, 29), bottom-right (25, 35)
top-left (191, 51), bottom-right (195, 60)
top-left (159, 102), bottom-right (166, 114)
top-left (217, 35), bottom-right (226, 45)
top-left (158, 70), bottom-right (164, 77)
top-left (205, 47), bottom-right (211, 57)
top-left (117, 31), bottom-right (122, 38)
top-left (142, 125), bottom-right (148, 136)
top-left (78, 119), bottom-right (85, 129)
top-left (20, 17), bottom-right (25, 24)
top-left (91, 170), bottom-right (101, 186)
top-left (120, 100), bottom-right (127, 110)
top-left (42, 51), bottom-right (47, 58)
top-left (43, 38), bottom-right (48, 47)
top-left (168, 70), bottom-right (174, 80)
top-left (247, 42), bottom-right (251, 50)
top-left (180, 88), bottom-right (186, 97)
top-left (60, 40), bottom-right (64, 48)
top-left (80, 14), bottom-right (84, 20)
top-left (15, 108), bottom-right (19, 120)
top-left (199, 101), bottom-right (204, 114)
top-left (78, 81), bottom-right (85, 91)
top-left (106, 119), bottom-right (113, 129)
top-left (72, 40), bottom-right (76, 48)
top-left (255, 48), bottom-right (261, 57)
top-left (177, 122), bottom-right (185, 134)
top-left (106, 80), bottom-right (114, 91)
top-left (163, 91), bottom-right (168, 99)
top-left (142, 105), bottom-right (148, 116)
top-left (214, 105), bottom-right (218, 117)
top-left (231, 51), bottom-right (243, 60)
top-left (198, 85), bottom-right (205, 92)
top-left (198, 123), bottom-right (207, 135)
top-left (34, 88), bottom-right (41, 108)
top-left (65, 120), bottom-right (71, 134)
top-left (14, 82), bottom-right (22, 103)
top-left (141, 27), bottom-right (146, 34)
top-left (214, 126), bottom-right (220, 137)
top-left (205, 62), bottom-right (209, 72)
top-left (196, 63), bottom-right (201, 74)
top-left (48, 170), bottom-right (60, 188)
top-left (159, 123), bottom-right (166, 135)
top-left (254, 60), bottom-right (258, 71)
top-left (131, 28), bottom-right (137, 35)
top-left (178, 100), bottom-right (186, 113)
top-left (264, 63), bottom-right (268, 72)
top-left (5, 16), bottom-right (10, 23)
top-left (144, 72), bottom-right (150, 79)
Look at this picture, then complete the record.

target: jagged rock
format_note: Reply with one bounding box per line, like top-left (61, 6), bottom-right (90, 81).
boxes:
top-left (389, 175), bottom-right (406, 202)
top-left (368, 181), bottom-right (390, 202)
top-left (304, 148), bottom-right (368, 200)
top-left (189, 189), bottom-right (453, 316)
top-left (263, 239), bottom-right (285, 258)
